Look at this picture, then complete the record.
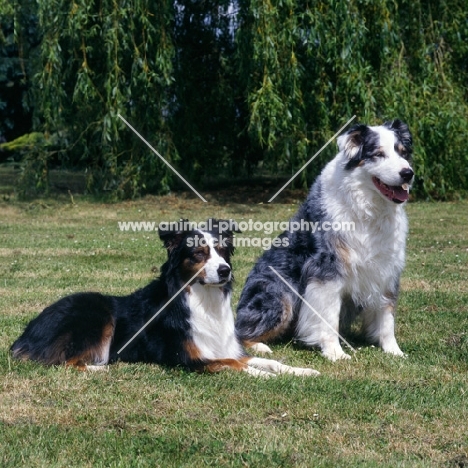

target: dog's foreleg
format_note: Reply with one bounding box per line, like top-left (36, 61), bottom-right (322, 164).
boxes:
top-left (296, 281), bottom-right (350, 361)
top-left (247, 357), bottom-right (320, 376)
top-left (362, 299), bottom-right (405, 357)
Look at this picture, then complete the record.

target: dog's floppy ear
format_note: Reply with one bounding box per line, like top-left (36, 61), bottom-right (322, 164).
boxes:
top-left (207, 218), bottom-right (241, 236)
top-left (158, 220), bottom-right (188, 252)
top-left (207, 218), bottom-right (240, 256)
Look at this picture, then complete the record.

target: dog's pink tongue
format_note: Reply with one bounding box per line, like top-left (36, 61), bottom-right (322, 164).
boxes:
top-left (392, 186), bottom-right (409, 202)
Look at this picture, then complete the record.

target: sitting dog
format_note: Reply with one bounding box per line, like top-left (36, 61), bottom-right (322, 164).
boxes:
top-left (236, 120), bottom-right (414, 361)
top-left (11, 219), bottom-right (319, 377)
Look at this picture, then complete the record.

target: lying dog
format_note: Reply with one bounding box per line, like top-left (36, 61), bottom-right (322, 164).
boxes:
top-left (236, 120), bottom-right (414, 361)
top-left (11, 219), bottom-right (319, 377)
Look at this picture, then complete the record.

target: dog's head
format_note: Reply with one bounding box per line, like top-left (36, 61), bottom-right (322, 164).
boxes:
top-left (158, 219), bottom-right (238, 287)
top-left (337, 119), bottom-right (414, 204)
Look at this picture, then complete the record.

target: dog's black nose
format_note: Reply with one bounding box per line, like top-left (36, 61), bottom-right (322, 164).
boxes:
top-left (399, 168), bottom-right (414, 182)
top-left (217, 264), bottom-right (231, 279)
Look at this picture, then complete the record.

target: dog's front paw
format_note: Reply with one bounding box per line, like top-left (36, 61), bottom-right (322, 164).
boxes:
top-left (245, 366), bottom-right (277, 378)
top-left (382, 345), bottom-right (406, 357)
top-left (288, 367), bottom-right (320, 377)
top-left (322, 348), bottom-right (351, 362)
top-left (85, 365), bottom-right (109, 372)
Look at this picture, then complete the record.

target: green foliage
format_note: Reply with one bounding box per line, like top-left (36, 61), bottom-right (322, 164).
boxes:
top-left (170, 1), bottom-right (243, 181)
top-left (3, 0), bottom-right (468, 198)
top-left (239, 0), bottom-right (468, 196)
top-left (0, 0), bottom-right (39, 144)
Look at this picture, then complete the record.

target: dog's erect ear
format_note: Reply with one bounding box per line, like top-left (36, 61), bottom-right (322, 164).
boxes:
top-left (158, 220), bottom-right (188, 252)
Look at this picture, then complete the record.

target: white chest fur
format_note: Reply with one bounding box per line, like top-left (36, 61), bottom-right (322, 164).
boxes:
top-left (187, 283), bottom-right (244, 360)
top-left (342, 210), bottom-right (407, 305)
top-left (322, 160), bottom-right (408, 306)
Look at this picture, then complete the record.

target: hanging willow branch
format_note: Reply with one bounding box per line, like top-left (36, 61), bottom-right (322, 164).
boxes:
top-left (33, 0), bottom-right (176, 198)
top-left (13, 0), bottom-right (468, 199)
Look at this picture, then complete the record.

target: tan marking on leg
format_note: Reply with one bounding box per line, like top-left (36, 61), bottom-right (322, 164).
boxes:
top-left (203, 357), bottom-right (250, 373)
top-left (65, 317), bottom-right (115, 370)
top-left (65, 357), bottom-right (88, 371)
top-left (184, 340), bottom-right (202, 361)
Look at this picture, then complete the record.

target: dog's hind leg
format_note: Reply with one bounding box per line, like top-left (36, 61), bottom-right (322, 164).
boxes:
top-left (11, 293), bottom-right (116, 368)
top-left (246, 342), bottom-right (273, 354)
top-left (65, 318), bottom-right (115, 371)
top-left (236, 287), bottom-right (295, 345)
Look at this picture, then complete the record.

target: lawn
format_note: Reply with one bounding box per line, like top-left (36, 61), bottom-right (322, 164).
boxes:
top-left (1, 192), bottom-right (467, 467)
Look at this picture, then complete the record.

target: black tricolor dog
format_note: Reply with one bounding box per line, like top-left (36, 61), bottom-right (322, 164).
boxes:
top-left (11, 219), bottom-right (318, 377)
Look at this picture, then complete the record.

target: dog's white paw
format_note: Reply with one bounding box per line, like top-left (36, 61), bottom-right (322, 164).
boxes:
top-left (322, 349), bottom-right (351, 362)
top-left (249, 342), bottom-right (273, 354)
top-left (382, 345), bottom-right (406, 357)
top-left (286, 367), bottom-right (320, 377)
top-left (245, 366), bottom-right (277, 378)
top-left (85, 365), bottom-right (109, 372)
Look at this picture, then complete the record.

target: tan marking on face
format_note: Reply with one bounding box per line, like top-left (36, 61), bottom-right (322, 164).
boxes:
top-left (396, 143), bottom-right (406, 154)
top-left (181, 245), bottom-right (209, 283)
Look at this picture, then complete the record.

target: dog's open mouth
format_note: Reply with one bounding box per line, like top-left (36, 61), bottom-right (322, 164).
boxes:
top-left (372, 177), bottom-right (409, 204)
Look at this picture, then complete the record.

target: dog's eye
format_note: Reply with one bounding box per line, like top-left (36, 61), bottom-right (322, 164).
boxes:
top-left (395, 144), bottom-right (409, 158)
top-left (193, 250), bottom-right (207, 262)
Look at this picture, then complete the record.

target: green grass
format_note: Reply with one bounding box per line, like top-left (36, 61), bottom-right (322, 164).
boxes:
top-left (1, 193), bottom-right (467, 467)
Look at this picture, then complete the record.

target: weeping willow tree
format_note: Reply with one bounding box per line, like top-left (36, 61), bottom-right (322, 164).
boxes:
top-left (12, 0), bottom-right (468, 198)
top-left (237, 0), bottom-right (468, 197)
top-left (170, 0), bottom-right (242, 182)
top-left (26, 0), bottom-right (176, 198)
top-left (0, 0), bottom-right (39, 147)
